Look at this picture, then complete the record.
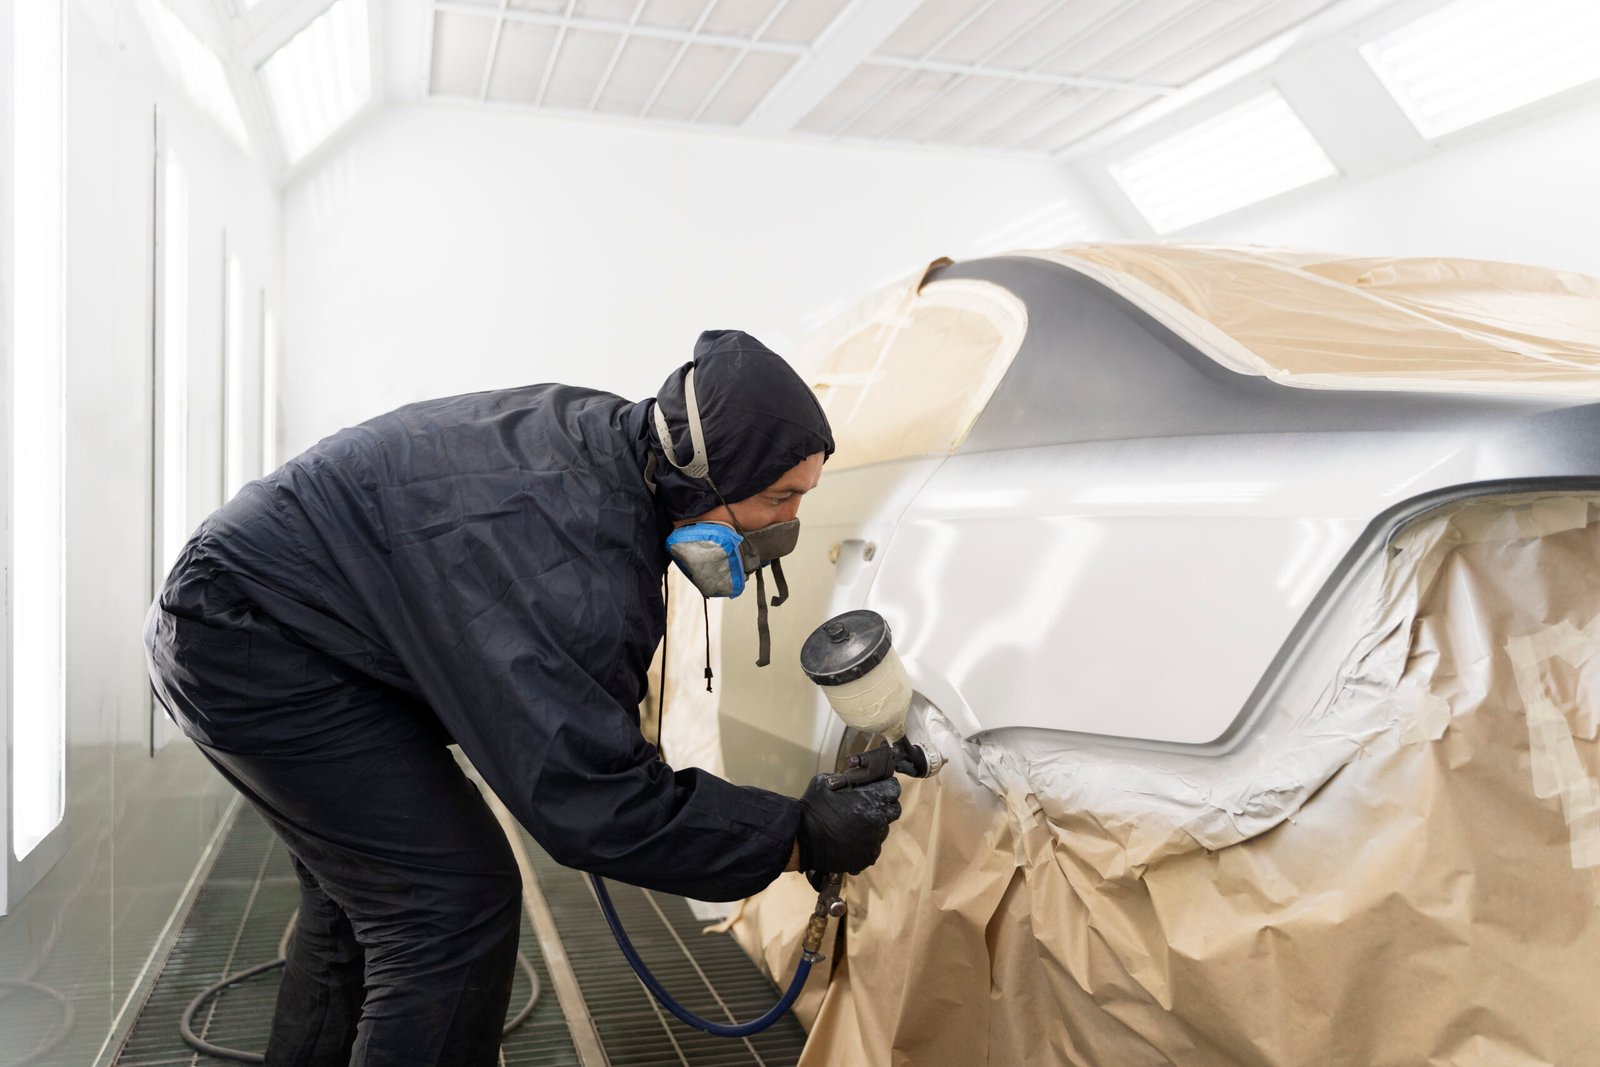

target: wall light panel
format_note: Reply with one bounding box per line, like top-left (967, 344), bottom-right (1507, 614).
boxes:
top-left (1108, 89), bottom-right (1337, 234)
top-left (141, 0), bottom-right (252, 150)
top-left (260, 0), bottom-right (372, 165)
top-left (1362, 0), bottom-right (1600, 139)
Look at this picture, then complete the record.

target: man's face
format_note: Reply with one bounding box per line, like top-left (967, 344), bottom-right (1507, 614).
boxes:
top-left (675, 451), bottom-right (825, 531)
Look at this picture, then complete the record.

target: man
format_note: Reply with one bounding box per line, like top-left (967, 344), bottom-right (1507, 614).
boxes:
top-left (145, 330), bottom-right (901, 1066)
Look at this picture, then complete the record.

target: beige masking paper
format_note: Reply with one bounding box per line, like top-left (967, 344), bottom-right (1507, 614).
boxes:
top-left (727, 494), bottom-right (1600, 1066)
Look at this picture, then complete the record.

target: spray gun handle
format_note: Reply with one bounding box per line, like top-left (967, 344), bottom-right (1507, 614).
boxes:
top-left (803, 735), bottom-right (944, 957)
top-left (821, 736), bottom-right (939, 793)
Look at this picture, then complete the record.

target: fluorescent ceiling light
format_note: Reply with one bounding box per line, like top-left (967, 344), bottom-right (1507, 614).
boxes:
top-left (260, 0), bottom-right (372, 165)
top-left (1362, 0), bottom-right (1600, 139)
top-left (1108, 90), bottom-right (1337, 235)
top-left (141, 0), bottom-right (251, 149)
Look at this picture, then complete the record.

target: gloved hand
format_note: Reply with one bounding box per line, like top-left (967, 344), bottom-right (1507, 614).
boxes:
top-left (795, 774), bottom-right (902, 882)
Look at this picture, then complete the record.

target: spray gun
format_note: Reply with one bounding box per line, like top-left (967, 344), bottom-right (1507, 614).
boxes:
top-left (798, 609), bottom-right (944, 959)
top-left (591, 608), bottom-right (941, 1038)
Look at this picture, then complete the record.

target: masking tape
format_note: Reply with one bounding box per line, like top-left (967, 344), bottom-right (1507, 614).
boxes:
top-left (1506, 620), bottom-right (1600, 872)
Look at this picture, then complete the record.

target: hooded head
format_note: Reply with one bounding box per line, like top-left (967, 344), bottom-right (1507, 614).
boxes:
top-left (648, 330), bottom-right (834, 520)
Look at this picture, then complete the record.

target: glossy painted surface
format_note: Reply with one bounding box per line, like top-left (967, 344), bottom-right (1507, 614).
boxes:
top-left (718, 255), bottom-right (1600, 785)
top-left (870, 432), bottom-right (1474, 744)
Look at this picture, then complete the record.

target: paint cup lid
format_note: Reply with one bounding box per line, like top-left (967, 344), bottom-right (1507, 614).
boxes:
top-left (801, 610), bottom-right (893, 687)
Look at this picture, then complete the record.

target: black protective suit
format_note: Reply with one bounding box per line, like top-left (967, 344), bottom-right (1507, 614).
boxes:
top-left (144, 330), bottom-right (834, 1065)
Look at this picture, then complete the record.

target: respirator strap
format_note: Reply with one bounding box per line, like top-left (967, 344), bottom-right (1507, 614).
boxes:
top-left (703, 597), bottom-right (714, 692)
top-left (769, 558), bottom-right (789, 607)
top-left (754, 567), bottom-right (772, 668)
top-left (652, 367), bottom-right (711, 480)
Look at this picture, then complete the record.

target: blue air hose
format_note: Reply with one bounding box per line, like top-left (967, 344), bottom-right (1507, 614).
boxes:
top-left (589, 874), bottom-right (813, 1038)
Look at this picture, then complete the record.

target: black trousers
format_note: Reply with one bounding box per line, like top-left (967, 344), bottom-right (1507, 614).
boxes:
top-left (147, 604), bottom-right (522, 1067)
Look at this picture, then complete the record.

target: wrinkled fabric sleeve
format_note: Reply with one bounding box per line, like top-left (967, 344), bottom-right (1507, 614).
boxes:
top-left (381, 541), bottom-right (799, 902)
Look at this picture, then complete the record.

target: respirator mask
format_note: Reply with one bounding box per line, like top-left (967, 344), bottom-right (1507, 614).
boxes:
top-left (665, 518), bottom-right (800, 599)
top-left (651, 367), bottom-right (800, 668)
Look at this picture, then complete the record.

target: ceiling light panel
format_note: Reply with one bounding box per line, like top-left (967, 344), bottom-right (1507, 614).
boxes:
top-left (486, 21), bottom-right (558, 101)
top-left (1022, 90), bottom-right (1148, 152)
top-left (757, 0), bottom-right (851, 44)
top-left (693, 49), bottom-right (796, 124)
top-left (1042, 0), bottom-right (1210, 77)
top-left (795, 64), bottom-right (903, 135)
top-left (429, 10), bottom-right (495, 96)
top-left (702, 0), bottom-right (787, 38)
top-left (140, 0), bottom-right (251, 148)
top-left (895, 75), bottom-right (1053, 143)
top-left (542, 29), bottom-right (625, 109)
top-left (593, 36), bottom-right (681, 113)
top-left (1361, 0), bottom-right (1600, 139)
top-left (260, 0), bottom-right (372, 164)
top-left (918, 81), bottom-right (1056, 145)
top-left (640, 0), bottom-right (717, 30)
top-left (839, 67), bottom-right (974, 138)
top-left (987, 0), bottom-right (1130, 70)
top-left (938, 0), bottom-right (1068, 65)
top-left (876, 0), bottom-right (1010, 59)
top-left (1091, 0), bottom-right (1275, 81)
top-left (1134, 0), bottom-right (1329, 86)
top-left (977, 86), bottom-right (1099, 150)
top-left (1108, 89), bottom-right (1337, 233)
top-left (643, 44), bottom-right (740, 119)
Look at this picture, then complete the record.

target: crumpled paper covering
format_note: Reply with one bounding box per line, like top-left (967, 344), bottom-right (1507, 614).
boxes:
top-left (1041, 245), bottom-right (1600, 395)
top-left (793, 259), bottom-right (1028, 470)
top-left (640, 566), bottom-right (727, 777)
top-left (726, 493), bottom-right (1600, 1066)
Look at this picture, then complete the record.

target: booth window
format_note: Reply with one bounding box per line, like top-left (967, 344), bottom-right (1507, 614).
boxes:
top-left (5, 0), bottom-right (67, 909)
top-left (262, 302), bottom-right (279, 471)
top-left (223, 248), bottom-right (247, 499)
top-left (150, 137), bottom-right (190, 753)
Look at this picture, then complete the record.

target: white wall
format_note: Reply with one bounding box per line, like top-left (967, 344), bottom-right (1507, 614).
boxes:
top-left (280, 104), bottom-right (1093, 455)
top-left (0, 0), bottom-right (279, 1060)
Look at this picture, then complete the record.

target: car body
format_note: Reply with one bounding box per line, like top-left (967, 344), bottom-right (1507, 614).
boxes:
top-left (697, 245), bottom-right (1600, 1064)
top-left (716, 246), bottom-right (1600, 792)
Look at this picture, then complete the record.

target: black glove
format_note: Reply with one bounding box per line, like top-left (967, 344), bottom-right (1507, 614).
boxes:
top-left (795, 774), bottom-right (902, 881)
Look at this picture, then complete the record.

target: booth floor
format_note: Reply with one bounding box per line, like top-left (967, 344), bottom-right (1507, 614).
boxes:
top-left (112, 807), bottom-right (807, 1067)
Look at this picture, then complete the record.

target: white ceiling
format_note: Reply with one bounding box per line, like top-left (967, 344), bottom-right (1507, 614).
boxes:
top-left (420, 0), bottom-right (1345, 155)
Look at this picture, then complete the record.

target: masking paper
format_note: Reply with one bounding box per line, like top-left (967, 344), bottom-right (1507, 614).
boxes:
top-left (726, 493), bottom-right (1600, 1066)
top-left (640, 566), bottom-right (727, 778)
top-left (1040, 245), bottom-right (1600, 395)
top-left (794, 260), bottom-right (1028, 470)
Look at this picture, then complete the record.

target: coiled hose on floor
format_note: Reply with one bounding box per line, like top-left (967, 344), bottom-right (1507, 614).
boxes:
top-left (179, 912), bottom-right (541, 1064)
top-left (589, 874), bottom-right (812, 1038)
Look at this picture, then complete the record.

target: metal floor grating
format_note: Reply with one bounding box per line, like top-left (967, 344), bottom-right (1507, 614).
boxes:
top-left (113, 807), bottom-right (807, 1066)
top-left (516, 829), bottom-right (808, 1067)
top-left (113, 807), bottom-right (571, 1066)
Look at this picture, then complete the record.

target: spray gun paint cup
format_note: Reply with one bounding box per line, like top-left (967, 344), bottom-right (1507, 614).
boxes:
top-left (800, 610), bottom-right (914, 740)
